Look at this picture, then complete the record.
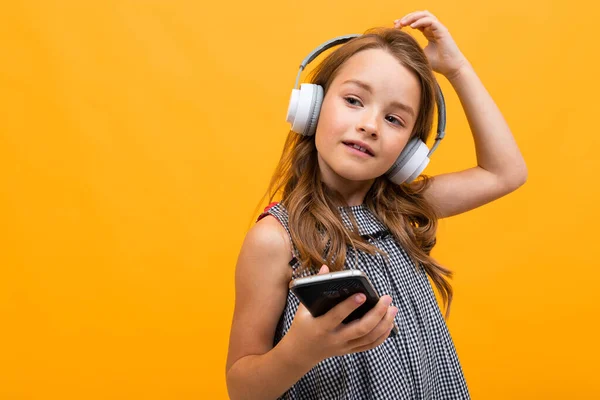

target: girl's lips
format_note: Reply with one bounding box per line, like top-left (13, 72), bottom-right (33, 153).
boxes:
top-left (343, 142), bottom-right (373, 157)
top-left (343, 140), bottom-right (375, 156)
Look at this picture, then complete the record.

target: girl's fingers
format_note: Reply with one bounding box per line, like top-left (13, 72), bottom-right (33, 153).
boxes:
top-left (395, 11), bottom-right (418, 25)
top-left (394, 10), bottom-right (437, 28)
top-left (409, 16), bottom-right (437, 30)
top-left (345, 305), bottom-right (397, 348)
top-left (350, 323), bottom-right (394, 353)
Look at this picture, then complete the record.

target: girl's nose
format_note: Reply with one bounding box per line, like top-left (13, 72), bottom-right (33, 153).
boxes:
top-left (357, 111), bottom-right (378, 137)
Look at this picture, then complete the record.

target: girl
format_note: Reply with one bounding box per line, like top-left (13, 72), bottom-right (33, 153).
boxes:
top-left (226, 10), bottom-right (527, 400)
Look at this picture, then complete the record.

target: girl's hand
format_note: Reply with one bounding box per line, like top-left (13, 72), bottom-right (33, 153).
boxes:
top-left (394, 10), bottom-right (469, 80)
top-left (286, 265), bottom-right (398, 366)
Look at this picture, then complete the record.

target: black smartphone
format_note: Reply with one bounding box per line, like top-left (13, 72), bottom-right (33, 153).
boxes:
top-left (289, 269), bottom-right (399, 336)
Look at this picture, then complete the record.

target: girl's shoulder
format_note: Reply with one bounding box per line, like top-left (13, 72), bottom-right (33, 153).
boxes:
top-left (248, 212), bottom-right (291, 261)
top-left (239, 202), bottom-right (294, 279)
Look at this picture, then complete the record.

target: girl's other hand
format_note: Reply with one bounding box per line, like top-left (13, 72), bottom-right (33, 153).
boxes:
top-left (394, 10), bottom-right (469, 80)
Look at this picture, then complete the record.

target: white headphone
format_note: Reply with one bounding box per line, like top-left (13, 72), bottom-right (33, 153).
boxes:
top-left (286, 34), bottom-right (447, 185)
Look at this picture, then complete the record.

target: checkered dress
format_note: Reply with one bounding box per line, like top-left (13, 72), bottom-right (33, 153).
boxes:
top-left (258, 202), bottom-right (470, 399)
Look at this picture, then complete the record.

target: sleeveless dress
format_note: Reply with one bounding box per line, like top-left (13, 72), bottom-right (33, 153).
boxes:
top-left (257, 202), bottom-right (470, 400)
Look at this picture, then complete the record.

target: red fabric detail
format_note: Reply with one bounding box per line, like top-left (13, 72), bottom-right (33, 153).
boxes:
top-left (256, 201), bottom-right (279, 222)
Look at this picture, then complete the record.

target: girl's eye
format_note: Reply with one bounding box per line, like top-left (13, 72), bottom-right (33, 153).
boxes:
top-left (386, 116), bottom-right (405, 127)
top-left (344, 96), bottom-right (362, 106)
top-left (344, 96), bottom-right (406, 128)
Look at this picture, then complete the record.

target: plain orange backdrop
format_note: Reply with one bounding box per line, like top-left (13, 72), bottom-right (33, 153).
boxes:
top-left (1, 0), bottom-right (599, 399)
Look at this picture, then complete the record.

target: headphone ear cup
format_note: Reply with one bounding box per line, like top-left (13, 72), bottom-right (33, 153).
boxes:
top-left (386, 138), bottom-right (431, 184)
top-left (304, 85), bottom-right (323, 136)
top-left (286, 83), bottom-right (323, 136)
top-left (404, 157), bottom-right (430, 183)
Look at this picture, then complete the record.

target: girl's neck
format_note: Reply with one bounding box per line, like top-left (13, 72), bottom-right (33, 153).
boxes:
top-left (317, 159), bottom-right (374, 207)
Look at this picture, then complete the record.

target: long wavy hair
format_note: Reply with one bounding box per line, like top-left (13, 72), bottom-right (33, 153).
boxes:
top-left (260, 27), bottom-right (454, 317)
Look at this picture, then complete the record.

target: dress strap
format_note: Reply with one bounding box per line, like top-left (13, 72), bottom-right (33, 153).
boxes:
top-left (256, 201), bottom-right (279, 223)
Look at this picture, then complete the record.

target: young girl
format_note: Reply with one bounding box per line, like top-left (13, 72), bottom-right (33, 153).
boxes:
top-left (226, 10), bottom-right (527, 400)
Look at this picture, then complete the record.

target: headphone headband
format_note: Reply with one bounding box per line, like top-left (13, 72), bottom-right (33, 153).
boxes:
top-left (293, 34), bottom-right (362, 90)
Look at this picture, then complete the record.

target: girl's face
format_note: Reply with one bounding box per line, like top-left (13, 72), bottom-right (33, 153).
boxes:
top-left (315, 48), bottom-right (422, 187)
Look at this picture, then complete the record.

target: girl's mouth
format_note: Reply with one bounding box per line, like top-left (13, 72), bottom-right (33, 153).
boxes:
top-left (343, 142), bottom-right (374, 157)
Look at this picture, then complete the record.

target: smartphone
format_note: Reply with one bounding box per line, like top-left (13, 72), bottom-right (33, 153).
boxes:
top-left (289, 269), bottom-right (399, 336)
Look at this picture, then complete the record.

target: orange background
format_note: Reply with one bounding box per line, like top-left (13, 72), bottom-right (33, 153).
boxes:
top-left (1, 0), bottom-right (599, 399)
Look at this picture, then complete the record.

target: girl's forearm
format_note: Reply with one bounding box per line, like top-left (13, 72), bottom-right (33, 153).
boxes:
top-left (226, 334), bottom-right (317, 400)
top-left (447, 62), bottom-right (528, 187)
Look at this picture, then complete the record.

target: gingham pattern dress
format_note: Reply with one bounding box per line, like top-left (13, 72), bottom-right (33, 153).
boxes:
top-left (258, 202), bottom-right (470, 400)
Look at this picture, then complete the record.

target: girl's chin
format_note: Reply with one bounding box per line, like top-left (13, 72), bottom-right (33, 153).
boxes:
top-left (332, 167), bottom-right (379, 182)
top-left (335, 159), bottom-right (384, 178)
top-left (318, 154), bottom-right (382, 182)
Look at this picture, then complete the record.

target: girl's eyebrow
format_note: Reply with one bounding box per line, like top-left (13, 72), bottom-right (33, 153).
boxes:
top-left (342, 79), bottom-right (415, 117)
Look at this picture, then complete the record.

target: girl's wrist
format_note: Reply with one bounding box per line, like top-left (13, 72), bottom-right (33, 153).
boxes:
top-left (278, 330), bottom-right (322, 371)
top-left (445, 58), bottom-right (473, 84)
